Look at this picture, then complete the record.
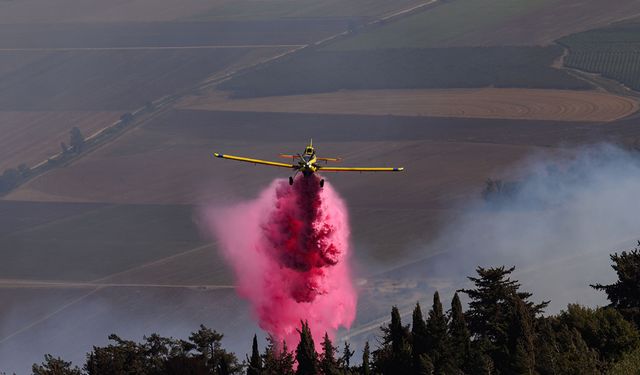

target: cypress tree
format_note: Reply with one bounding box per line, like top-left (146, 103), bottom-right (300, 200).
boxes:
top-left (416, 354), bottom-right (434, 375)
top-left (425, 291), bottom-right (451, 373)
top-left (295, 321), bottom-right (318, 375)
top-left (279, 341), bottom-right (296, 375)
top-left (448, 292), bottom-right (471, 371)
top-left (372, 307), bottom-right (411, 374)
top-left (508, 295), bottom-right (535, 375)
top-left (362, 341), bottom-right (371, 375)
top-left (412, 302), bottom-right (428, 372)
top-left (247, 334), bottom-right (262, 375)
top-left (320, 333), bottom-right (339, 375)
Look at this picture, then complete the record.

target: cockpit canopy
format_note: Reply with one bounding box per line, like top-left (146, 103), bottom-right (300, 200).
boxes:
top-left (305, 147), bottom-right (314, 155)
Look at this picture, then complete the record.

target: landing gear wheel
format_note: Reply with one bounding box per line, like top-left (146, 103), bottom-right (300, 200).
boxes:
top-left (289, 176), bottom-right (294, 185)
top-left (320, 179), bottom-right (325, 188)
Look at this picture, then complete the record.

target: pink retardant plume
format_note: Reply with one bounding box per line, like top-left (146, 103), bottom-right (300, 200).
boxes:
top-left (203, 174), bottom-right (357, 347)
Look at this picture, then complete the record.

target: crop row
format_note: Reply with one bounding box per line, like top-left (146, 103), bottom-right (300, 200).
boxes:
top-left (219, 46), bottom-right (591, 97)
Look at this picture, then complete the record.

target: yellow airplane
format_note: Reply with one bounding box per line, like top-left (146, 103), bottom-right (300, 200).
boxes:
top-left (213, 140), bottom-right (404, 186)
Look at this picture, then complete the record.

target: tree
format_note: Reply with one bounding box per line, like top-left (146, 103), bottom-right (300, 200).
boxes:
top-left (425, 291), bottom-right (452, 374)
top-left (341, 341), bottom-right (354, 370)
top-left (559, 304), bottom-right (640, 365)
top-left (534, 318), bottom-right (600, 375)
top-left (592, 244), bottom-right (640, 327)
top-left (448, 292), bottom-right (471, 372)
top-left (361, 342), bottom-right (371, 375)
top-left (189, 325), bottom-right (240, 374)
top-left (33, 354), bottom-right (82, 375)
top-left (247, 334), bottom-right (262, 375)
top-left (0, 168), bottom-right (20, 193)
top-left (411, 302), bottom-right (428, 372)
top-left (69, 127), bottom-right (85, 153)
top-left (120, 112), bottom-right (134, 124)
top-left (508, 295), bottom-right (535, 374)
top-left (295, 321), bottom-right (318, 375)
top-left (459, 266), bottom-right (548, 374)
top-left (373, 306), bottom-right (411, 374)
top-left (415, 354), bottom-right (434, 375)
top-left (608, 347), bottom-right (640, 375)
top-left (262, 337), bottom-right (294, 375)
top-left (319, 333), bottom-right (339, 375)
top-left (18, 163), bottom-right (30, 178)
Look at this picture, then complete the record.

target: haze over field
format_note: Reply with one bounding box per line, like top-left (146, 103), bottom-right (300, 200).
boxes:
top-left (1, 0), bottom-right (640, 372)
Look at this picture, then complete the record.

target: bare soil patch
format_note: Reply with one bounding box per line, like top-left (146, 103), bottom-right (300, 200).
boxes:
top-left (180, 88), bottom-right (639, 122)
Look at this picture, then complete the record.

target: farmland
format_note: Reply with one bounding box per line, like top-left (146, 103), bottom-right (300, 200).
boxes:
top-left (560, 18), bottom-right (640, 91)
top-left (179, 88), bottom-right (639, 122)
top-left (8, 104), bottom-right (640, 370)
top-left (4, 0), bottom-right (640, 372)
top-left (0, 111), bottom-right (120, 171)
top-left (0, 0), bottom-right (424, 24)
top-left (328, 0), bottom-right (640, 49)
top-left (219, 46), bottom-right (590, 97)
top-left (187, 0), bottom-right (426, 21)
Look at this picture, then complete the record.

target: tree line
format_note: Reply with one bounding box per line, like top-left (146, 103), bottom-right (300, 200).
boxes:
top-left (30, 243), bottom-right (640, 374)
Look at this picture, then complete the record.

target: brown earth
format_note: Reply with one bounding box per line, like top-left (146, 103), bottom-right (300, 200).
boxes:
top-left (179, 88), bottom-right (640, 122)
top-left (0, 111), bottom-right (120, 171)
top-left (4, 1), bottom-right (640, 370)
top-left (4, 109), bottom-right (640, 370)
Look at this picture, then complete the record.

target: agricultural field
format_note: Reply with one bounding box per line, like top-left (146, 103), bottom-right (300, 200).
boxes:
top-left (4, 0), bottom-right (640, 372)
top-left (0, 111), bottom-right (120, 171)
top-left (0, 202), bottom-right (208, 281)
top-left (560, 18), bottom-right (640, 91)
top-left (0, 21), bottom-right (347, 49)
top-left (186, 0), bottom-right (426, 21)
top-left (218, 46), bottom-right (590, 97)
top-left (179, 88), bottom-right (639, 122)
top-left (9, 104), bottom-right (640, 371)
top-left (0, 48), bottom-right (293, 111)
top-left (0, 0), bottom-right (424, 24)
top-left (328, 0), bottom-right (640, 49)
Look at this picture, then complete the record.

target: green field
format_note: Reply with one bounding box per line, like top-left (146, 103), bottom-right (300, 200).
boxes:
top-left (187, 0), bottom-right (422, 20)
top-left (219, 46), bottom-right (590, 97)
top-left (328, 0), bottom-right (553, 50)
top-left (559, 19), bottom-right (640, 91)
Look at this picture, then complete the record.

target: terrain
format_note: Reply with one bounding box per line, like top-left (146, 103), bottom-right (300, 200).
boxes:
top-left (3, 0), bottom-right (640, 372)
top-left (178, 88), bottom-right (640, 122)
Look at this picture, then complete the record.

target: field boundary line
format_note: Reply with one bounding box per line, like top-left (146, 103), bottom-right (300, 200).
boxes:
top-left (90, 242), bottom-right (216, 284)
top-left (7, 0), bottom-right (443, 194)
top-left (0, 45), bottom-right (306, 52)
top-left (0, 288), bottom-right (99, 345)
top-left (0, 279), bottom-right (233, 290)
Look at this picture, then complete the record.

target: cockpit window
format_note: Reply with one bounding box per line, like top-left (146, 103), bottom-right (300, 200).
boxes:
top-left (305, 148), bottom-right (313, 154)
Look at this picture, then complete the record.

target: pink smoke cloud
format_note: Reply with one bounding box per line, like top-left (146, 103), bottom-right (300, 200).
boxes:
top-left (203, 175), bottom-right (357, 346)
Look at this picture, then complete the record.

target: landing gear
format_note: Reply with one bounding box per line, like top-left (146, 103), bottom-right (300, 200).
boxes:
top-left (289, 176), bottom-right (294, 185)
top-left (320, 179), bottom-right (325, 188)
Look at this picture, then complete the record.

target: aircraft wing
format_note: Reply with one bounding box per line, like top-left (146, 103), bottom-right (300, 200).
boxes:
top-left (213, 153), bottom-right (296, 169)
top-left (317, 166), bottom-right (404, 172)
top-left (316, 157), bottom-right (342, 162)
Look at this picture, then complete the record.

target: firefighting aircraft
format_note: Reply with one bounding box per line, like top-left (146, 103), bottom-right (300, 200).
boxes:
top-left (213, 140), bottom-right (403, 187)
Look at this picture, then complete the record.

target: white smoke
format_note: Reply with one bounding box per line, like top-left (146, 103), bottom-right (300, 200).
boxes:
top-left (424, 144), bottom-right (640, 313)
